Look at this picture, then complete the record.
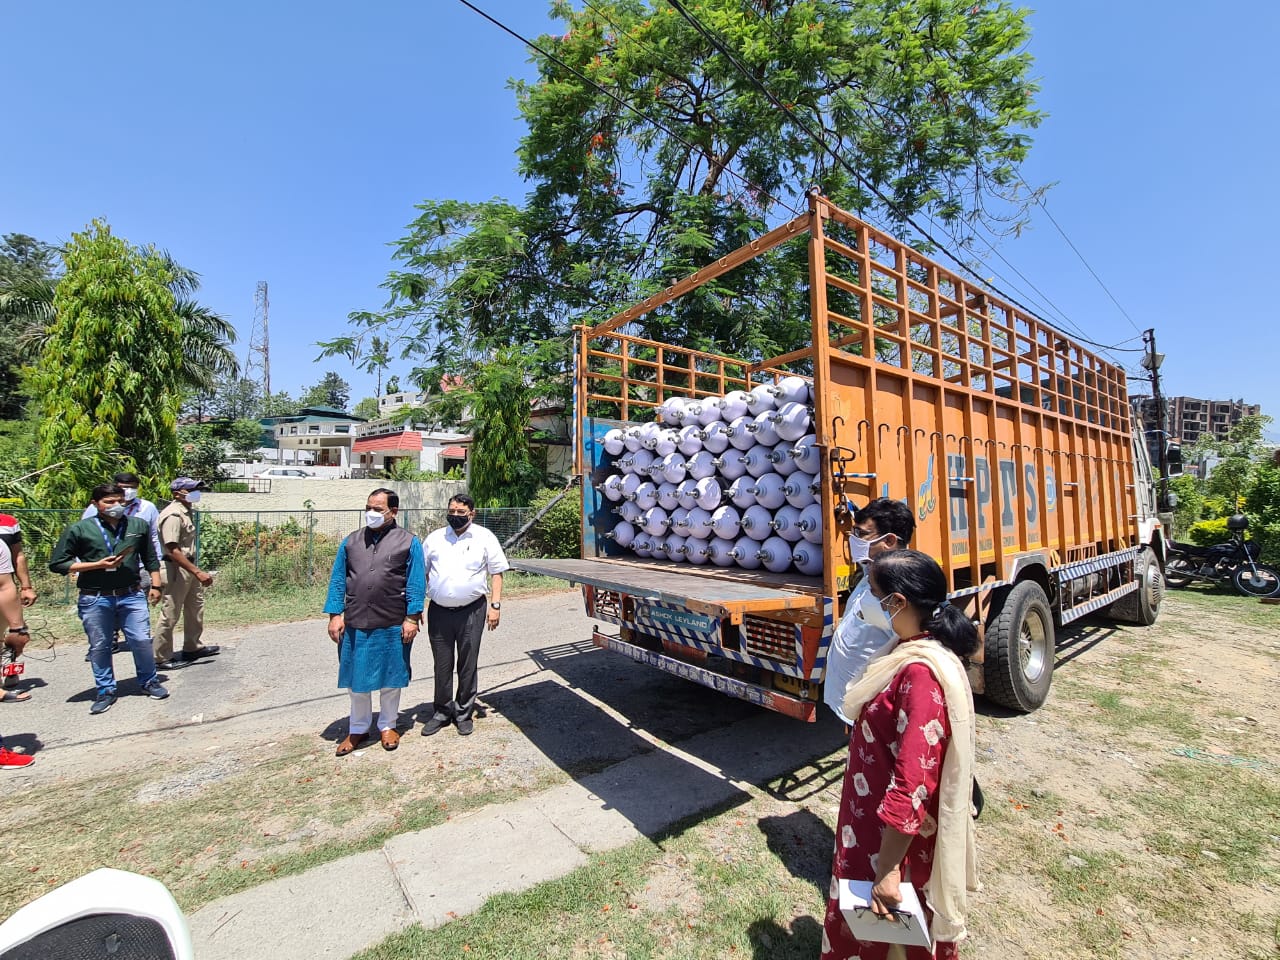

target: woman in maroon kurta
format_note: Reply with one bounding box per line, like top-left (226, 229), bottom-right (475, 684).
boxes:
top-left (820, 551), bottom-right (978, 960)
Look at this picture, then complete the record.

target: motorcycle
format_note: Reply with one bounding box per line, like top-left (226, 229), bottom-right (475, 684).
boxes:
top-left (1164, 514), bottom-right (1280, 598)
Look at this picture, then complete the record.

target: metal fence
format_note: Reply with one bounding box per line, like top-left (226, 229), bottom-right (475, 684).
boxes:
top-left (7, 507), bottom-right (536, 598)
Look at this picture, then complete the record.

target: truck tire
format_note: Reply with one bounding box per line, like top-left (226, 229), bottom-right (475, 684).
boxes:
top-left (1109, 547), bottom-right (1163, 625)
top-left (983, 580), bottom-right (1055, 712)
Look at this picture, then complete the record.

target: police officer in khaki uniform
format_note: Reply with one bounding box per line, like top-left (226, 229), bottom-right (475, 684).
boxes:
top-left (154, 478), bottom-right (220, 667)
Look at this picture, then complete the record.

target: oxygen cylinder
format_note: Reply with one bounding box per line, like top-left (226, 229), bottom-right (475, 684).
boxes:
top-left (790, 434), bottom-right (821, 474)
top-left (693, 397), bottom-right (722, 427)
top-left (772, 402), bottom-right (812, 443)
top-left (718, 389), bottom-right (750, 422)
top-left (655, 453), bottom-right (687, 486)
top-left (620, 472), bottom-right (644, 500)
top-left (682, 398), bottom-right (708, 426)
top-left (677, 424), bottom-right (705, 457)
top-left (752, 472), bottom-right (788, 509)
top-left (709, 505), bottom-right (742, 540)
top-left (603, 428), bottom-right (626, 456)
top-left (728, 474), bottom-right (757, 509)
top-left (685, 450), bottom-right (719, 481)
top-left (647, 428), bottom-right (679, 457)
top-left (770, 504), bottom-right (804, 543)
top-left (633, 481), bottom-right (659, 511)
top-left (656, 481), bottom-right (680, 511)
top-left (791, 540), bottom-right (824, 576)
top-left (604, 520), bottom-right (636, 549)
top-left (619, 448), bottom-right (655, 477)
top-left (747, 410), bottom-right (780, 447)
top-left (739, 504), bottom-right (774, 539)
top-left (730, 535), bottom-right (764, 570)
top-left (784, 472), bottom-right (819, 509)
top-left (601, 473), bottom-right (625, 502)
top-left (769, 376), bottom-right (811, 406)
top-left (740, 445), bottom-right (775, 479)
top-left (631, 534), bottom-right (655, 558)
top-left (692, 476), bottom-right (723, 512)
top-left (706, 536), bottom-right (737, 567)
top-left (684, 538), bottom-right (710, 565)
top-left (676, 478), bottom-right (700, 510)
top-left (726, 415), bottom-right (757, 452)
top-left (757, 535), bottom-right (794, 573)
top-left (636, 422), bottom-right (665, 452)
top-left (746, 382), bottom-right (778, 414)
top-left (668, 506), bottom-right (692, 532)
top-left (623, 426), bottom-right (644, 453)
top-left (684, 507), bottom-right (714, 540)
top-left (714, 452), bottom-right (748, 481)
top-left (639, 506), bottom-right (669, 536)
top-left (701, 420), bottom-right (731, 454)
top-left (661, 533), bottom-right (688, 562)
top-left (766, 443), bottom-right (800, 477)
top-left (797, 502), bottom-right (824, 544)
top-left (617, 499), bottom-right (643, 524)
top-left (658, 396), bottom-right (687, 426)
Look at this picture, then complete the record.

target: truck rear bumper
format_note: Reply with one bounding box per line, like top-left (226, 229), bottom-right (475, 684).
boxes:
top-left (591, 629), bottom-right (818, 722)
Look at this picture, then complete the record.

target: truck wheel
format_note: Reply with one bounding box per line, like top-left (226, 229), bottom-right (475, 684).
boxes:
top-left (1109, 547), bottom-right (1162, 625)
top-left (983, 581), bottom-right (1055, 712)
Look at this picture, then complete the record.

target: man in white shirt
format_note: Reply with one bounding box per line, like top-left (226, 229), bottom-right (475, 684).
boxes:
top-left (420, 494), bottom-right (509, 737)
top-left (823, 498), bottom-right (915, 724)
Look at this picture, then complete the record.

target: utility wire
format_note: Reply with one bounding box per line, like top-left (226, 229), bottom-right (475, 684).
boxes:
top-left (693, 0), bottom-right (1143, 360)
top-left (454, 0), bottom-right (803, 220)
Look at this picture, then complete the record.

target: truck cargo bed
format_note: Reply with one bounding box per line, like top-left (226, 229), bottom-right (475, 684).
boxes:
top-left (510, 557), bottom-right (821, 622)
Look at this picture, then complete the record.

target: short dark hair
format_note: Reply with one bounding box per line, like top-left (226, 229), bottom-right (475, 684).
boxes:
top-left (91, 483), bottom-right (126, 502)
top-left (854, 497), bottom-right (914, 545)
top-left (870, 549), bottom-right (978, 659)
top-left (449, 493), bottom-right (475, 511)
top-left (368, 487), bottom-right (399, 510)
top-left (113, 472), bottom-right (141, 486)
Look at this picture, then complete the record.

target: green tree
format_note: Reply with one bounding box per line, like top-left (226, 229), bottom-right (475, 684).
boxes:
top-left (29, 221), bottom-right (188, 503)
top-left (226, 418), bottom-right (265, 459)
top-left (177, 424), bottom-right (231, 483)
top-left (1199, 414), bottom-right (1273, 509)
top-left (0, 233), bottom-right (60, 419)
top-left (352, 396), bottom-right (380, 420)
top-left (324, 0), bottom-right (1042, 383)
top-left (300, 371), bottom-right (351, 410)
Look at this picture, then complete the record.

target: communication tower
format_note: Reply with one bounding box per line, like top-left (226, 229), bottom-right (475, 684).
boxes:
top-left (244, 281), bottom-right (271, 401)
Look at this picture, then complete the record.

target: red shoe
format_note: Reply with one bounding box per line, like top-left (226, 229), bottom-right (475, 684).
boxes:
top-left (0, 747), bottom-right (33, 769)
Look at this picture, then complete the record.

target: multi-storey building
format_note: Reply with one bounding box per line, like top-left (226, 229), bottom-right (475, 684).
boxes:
top-left (1132, 395), bottom-right (1260, 445)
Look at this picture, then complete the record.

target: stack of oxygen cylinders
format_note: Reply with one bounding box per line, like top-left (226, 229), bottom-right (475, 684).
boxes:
top-left (596, 376), bottom-right (823, 576)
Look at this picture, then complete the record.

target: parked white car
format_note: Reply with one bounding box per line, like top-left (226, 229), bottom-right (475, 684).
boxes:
top-left (253, 468), bottom-right (315, 479)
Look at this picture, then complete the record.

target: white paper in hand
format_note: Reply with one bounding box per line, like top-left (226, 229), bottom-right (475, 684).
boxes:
top-left (838, 879), bottom-right (932, 949)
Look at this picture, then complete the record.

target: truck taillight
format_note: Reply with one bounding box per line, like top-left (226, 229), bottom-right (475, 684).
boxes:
top-left (742, 616), bottom-right (797, 666)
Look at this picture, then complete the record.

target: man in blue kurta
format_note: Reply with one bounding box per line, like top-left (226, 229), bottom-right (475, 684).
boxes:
top-left (325, 488), bottom-right (425, 755)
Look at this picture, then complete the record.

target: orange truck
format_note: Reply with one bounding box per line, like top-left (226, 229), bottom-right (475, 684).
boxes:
top-left (514, 191), bottom-right (1165, 717)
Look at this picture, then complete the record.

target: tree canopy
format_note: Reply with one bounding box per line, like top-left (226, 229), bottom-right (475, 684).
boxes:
top-left (30, 221), bottom-right (189, 503)
top-left (300, 371), bottom-right (351, 411)
top-left (325, 0), bottom-right (1042, 383)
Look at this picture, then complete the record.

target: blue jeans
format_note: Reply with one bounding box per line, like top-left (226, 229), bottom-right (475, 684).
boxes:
top-left (78, 591), bottom-right (158, 696)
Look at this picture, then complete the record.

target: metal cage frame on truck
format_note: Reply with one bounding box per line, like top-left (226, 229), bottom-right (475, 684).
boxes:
top-left (514, 190), bottom-right (1165, 718)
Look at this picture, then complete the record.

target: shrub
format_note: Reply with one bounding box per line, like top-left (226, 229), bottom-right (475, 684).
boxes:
top-left (211, 481), bottom-right (249, 493)
top-left (523, 486), bottom-right (581, 559)
top-left (1187, 517), bottom-right (1232, 547)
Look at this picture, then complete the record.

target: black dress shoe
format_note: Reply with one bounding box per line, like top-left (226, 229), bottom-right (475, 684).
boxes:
top-left (420, 715), bottom-right (451, 737)
top-left (179, 646), bottom-right (220, 662)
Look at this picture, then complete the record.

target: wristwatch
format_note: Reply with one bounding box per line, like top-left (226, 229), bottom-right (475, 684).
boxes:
top-left (490, 602), bottom-right (501, 610)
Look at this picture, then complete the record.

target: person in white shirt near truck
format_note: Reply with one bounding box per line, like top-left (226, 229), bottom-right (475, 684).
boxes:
top-left (420, 494), bottom-right (509, 738)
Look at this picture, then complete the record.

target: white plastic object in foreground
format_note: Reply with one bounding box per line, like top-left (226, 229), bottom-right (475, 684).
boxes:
top-left (0, 867), bottom-right (193, 960)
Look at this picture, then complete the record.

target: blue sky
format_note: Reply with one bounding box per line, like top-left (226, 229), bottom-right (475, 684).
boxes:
top-left (3, 1), bottom-right (1276, 434)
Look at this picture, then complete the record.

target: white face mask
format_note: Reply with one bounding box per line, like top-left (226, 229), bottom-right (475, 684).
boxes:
top-left (848, 531), bottom-right (890, 565)
top-left (365, 510), bottom-right (386, 529)
top-left (853, 592), bottom-right (897, 631)
top-left (122, 487), bottom-right (139, 502)
top-left (185, 490), bottom-right (202, 503)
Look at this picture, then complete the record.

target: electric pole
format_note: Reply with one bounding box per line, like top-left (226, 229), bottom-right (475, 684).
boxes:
top-left (1141, 328), bottom-right (1170, 509)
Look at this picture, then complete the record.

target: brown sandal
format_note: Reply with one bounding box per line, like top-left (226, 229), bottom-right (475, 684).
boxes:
top-left (335, 731), bottom-right (368, 756)
top-left (0, 691), bottom-right (31, 704)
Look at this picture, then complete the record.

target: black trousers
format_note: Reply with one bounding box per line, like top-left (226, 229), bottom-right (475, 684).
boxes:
top-left (427, 597), bottom-right (487, 721)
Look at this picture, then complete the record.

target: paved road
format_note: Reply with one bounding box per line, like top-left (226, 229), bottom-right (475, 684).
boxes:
top-left (3, 589), bottom-right (841, 783)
